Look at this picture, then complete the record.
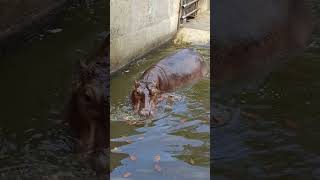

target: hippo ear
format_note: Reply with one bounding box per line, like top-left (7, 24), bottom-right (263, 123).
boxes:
top-left (134, 80), bottom-right (139, 88)
top-left (79, 60), bottom-right (88, 83)
top-left (71, 81), bottom-right (81, 93)
top-left (152, 80), bottom-right (159, 89)
top-left (79, 60), bottom-right (87, 71)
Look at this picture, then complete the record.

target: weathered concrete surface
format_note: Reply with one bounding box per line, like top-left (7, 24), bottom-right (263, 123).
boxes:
top-left (212, 0), bottom-right (312, 83)
top-left (213, 0), bottom-right (312, 48)
top-left (0, 0), bottom-right (68, 56)
top-left (198, 0), bottom-right (210, 13)
top-left (174, 11), bottom-right (210, 45)
top-left (110, 0), bottom-right (181, 73)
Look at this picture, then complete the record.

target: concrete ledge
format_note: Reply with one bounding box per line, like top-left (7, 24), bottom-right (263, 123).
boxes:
top-left (174, 28), bottom-right (209, 45)
top-left (174, 11), bottom-right (210, 46)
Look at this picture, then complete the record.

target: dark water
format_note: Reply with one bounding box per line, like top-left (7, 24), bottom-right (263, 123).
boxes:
top-left (0, 1), bottom-right (107, 179)
top-left (213, 3), bottom-right (320, 180)
top-left (110, 44), bottom-right (210, 179)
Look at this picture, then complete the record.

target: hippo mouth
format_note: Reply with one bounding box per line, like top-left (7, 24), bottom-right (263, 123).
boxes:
top-left (137, 91), bottom-right (156, 117)
top-left (138, 98), bottom-right (155, 117)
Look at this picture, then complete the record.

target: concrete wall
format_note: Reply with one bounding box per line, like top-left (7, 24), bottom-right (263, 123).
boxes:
top-left (110, 0), bottom-right (180, 73)
top-left (199, 0), bottom-right (210, 13)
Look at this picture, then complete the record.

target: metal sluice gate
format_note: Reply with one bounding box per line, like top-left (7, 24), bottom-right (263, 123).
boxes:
top-left (180, 0), bottom-right (200, 24)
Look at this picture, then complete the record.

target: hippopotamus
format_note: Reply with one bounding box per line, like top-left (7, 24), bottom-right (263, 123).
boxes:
top-left (67, 33), bottom-right (109, 173)
top-left (131, 48), bottom-right (208, 117)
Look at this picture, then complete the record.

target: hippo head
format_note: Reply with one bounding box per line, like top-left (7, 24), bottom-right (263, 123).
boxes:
top-left (131, 80), bottom-right (160, 117)
top-left (67, 35), bottom-right (109, 175)
top-left (68, 61), bottom-right (107, 154)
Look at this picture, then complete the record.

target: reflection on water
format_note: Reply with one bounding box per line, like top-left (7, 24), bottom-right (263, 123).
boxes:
top-left (110, 44), bottom-right (210, 179)
top-left (213, 2), bottom-right (320, 179)
top-left (0, 1), bottom-right (107, 178)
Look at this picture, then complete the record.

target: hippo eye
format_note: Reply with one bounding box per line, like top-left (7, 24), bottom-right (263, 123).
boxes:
top-left (137, 88), bottom-right (145, 94)
top-left (150, 89), bottom-right (157, 96)
top-left (135, 90), bottom-right (142, 96)
top-left (84, 89), bottom-right (93, 102)
top-left (84, 93), bottom-right (92, 102)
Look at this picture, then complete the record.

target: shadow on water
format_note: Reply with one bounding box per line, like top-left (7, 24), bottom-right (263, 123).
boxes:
top-left (110, 44), bottom-right (210, 179)
top-left (0, 1), bottom-right (107, 178)
top-left (213, 2), bottom-right (320, 179)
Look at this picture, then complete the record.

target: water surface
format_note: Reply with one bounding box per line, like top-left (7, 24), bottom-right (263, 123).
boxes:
top-left (110, 44), bottom-right (210, 180)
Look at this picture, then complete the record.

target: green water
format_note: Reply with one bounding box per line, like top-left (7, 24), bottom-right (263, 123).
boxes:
top-left (110, 44), bottom-right (210, 179)
top-left (0, 1), bottom-right (107, 178)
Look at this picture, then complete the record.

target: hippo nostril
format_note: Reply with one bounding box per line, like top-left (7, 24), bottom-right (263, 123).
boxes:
top-left (138, 109), bottom-right (146, 116)
top-left (139, 109), bottom-right (152, 117)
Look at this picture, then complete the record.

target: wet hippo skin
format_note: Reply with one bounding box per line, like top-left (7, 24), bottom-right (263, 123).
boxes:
top-left (132, 48), bottom-right (208, 117)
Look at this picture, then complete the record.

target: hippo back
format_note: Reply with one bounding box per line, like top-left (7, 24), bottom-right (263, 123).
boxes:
top-left (142, 48), bottom-right (207, 91)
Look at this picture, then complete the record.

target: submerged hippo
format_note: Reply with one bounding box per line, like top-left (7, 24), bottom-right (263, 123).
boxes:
top-left (67, 34), bottom-right (109, 173)
top-left (132, 48), bottom-right (208, 117)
